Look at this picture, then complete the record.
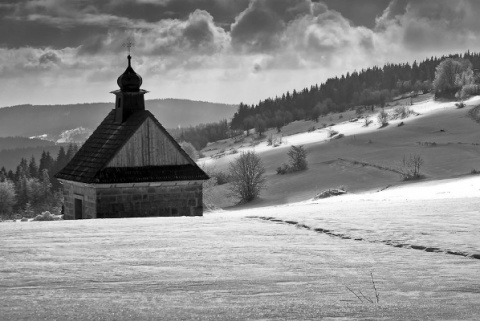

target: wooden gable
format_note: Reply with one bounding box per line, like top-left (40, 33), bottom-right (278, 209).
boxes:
top-left (107, 117), bottom-right (190, 167)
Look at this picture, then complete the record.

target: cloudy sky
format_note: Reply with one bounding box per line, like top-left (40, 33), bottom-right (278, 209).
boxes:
top-left (1, 0), bottom-right (480, 107)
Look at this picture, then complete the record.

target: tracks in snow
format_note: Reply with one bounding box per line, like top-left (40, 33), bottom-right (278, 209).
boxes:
top-left (249, 216), bottom-right (480, 261)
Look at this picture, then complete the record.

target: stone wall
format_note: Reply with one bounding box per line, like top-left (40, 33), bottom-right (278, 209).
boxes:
top-left (96, 182), bottom-right (203, 218)
top-left (61, 181), bottom-right (97, 220)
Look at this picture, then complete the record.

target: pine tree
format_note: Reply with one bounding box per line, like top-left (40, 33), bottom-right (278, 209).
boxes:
top-left (0, 167), bottom-right (6, 182)
top-left (15, 158), bottom-right (29, 180)
top-left (39, 151), bottom-right (48, 173)
top-left (53, 147), bottom-right (67, 176)
top-left (66, 143), bottom-right (77, 162)
top-left (6, 170), bottom-right (14, 182)
top-left (28, 156), bottom-right (39, 179)
top-left (40, 169), bottom-right (52, 195)
top-left (15, 175), bottom-right (29, 209)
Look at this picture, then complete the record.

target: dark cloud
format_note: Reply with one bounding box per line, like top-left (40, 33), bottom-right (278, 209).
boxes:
top-left (230, 6), bottom-right (285, 52)
top-left (106, 0), bottom-right (250, 29)
top-left (375, 0), bottom-right (408, 29)
top-left (321, 0), bottom-right (390, 28)
top-left (0, 0), bottom-right (246, 50)
top-left (0, 18), bottom-right (107, 48)
top-left (182, 11), bottom-right (215, 48)
top-left (231, 0), bottom-right (320, 53)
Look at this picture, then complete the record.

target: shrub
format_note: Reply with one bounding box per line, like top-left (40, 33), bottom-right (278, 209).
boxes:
top-left (393, 106), bottom-right (411, 119)
top-left (201, 165), bottom-right (230, 185)
top-left (276, 164), bottom-right (291, 175)
top-left (276, 146), bottom-right (308, 175)
top-left (307, 126), bottom-right (316, 132)
top-left (455, 102), bottom-right (466, 109)
top-left (268, 134), bottom-right (283, 147)
top-left (214, 171), bottom-right (231, 185)
top-left (32, 211), bottom-right (62, 221)
top-left (401, 154), bottom-right (424, 180)
top-left (288, 145), bottom-right (308, 171)
top-left (228, 151), bottom-right (266, 203)
top-left (459, 84), bottom-right (480, 100)
top-left (363, 117), bottom-right (373, 127)
top-left (468, 105), bottom-right (480, 123)
top-left (267, 134), bottom-right (273, 146)
top-left (377, 109), bottom-right (389, 127)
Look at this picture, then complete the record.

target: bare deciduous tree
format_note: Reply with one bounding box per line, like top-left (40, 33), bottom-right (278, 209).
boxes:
top-left (401, 154), bottom-right (424, 180)
top-left (228, 151), bottom-right (266, 203)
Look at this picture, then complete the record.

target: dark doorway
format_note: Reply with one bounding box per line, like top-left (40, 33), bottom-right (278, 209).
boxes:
top-left (74, 198), bottom-right (83, 219)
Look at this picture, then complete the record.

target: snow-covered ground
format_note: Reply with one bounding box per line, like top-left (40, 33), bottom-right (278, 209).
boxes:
top-left (1, 176), bottom-right (480, 320)
top-left (200, 95), bottom-right (480, 166)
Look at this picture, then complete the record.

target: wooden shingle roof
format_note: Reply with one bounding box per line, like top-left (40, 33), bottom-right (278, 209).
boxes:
top-left (55, 109), bottom-right (208, 184)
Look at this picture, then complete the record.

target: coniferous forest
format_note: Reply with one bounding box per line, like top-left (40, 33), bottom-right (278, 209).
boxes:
top-left (0, 144), bottom-right (78, 218)
top-left (230, 51), bottom-right (480, 132)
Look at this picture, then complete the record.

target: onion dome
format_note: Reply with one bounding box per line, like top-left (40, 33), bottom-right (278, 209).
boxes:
top-left (117, 55), bottom-right (142, 92)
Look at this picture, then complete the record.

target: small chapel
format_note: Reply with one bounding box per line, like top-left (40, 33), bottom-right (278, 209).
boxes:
top-left (55, 54), bottom-right (209, 219)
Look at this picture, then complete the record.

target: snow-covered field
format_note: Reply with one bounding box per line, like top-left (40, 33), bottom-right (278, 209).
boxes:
top-left (1, 176), bottom-right (480, 320)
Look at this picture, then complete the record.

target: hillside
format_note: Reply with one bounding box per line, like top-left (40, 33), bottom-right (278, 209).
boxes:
top-left (230, 52), bottom-right (480, 135)
top-left (0, 99), bottom-right (237, 138)
top-left (0, 137), bottom-right (56, 151)
top-left (0, 146), bottom-right (62, 171)
top-left (201, 95), bottom-right (480, 208)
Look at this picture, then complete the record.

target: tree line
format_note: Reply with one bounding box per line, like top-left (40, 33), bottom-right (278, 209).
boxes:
top-left (169, 119), bottom-right (241, 151)
top-left (230, 51), bottom-right (480, 132)
top-left (0, 143), bottom-right (79, 218)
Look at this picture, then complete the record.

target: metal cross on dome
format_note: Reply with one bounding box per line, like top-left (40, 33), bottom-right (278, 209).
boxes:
top-left (122, 39), bottom-right (135, 55)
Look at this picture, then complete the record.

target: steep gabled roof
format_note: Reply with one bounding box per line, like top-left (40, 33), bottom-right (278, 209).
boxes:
top-left (55, 109), bottom-right (208, 183)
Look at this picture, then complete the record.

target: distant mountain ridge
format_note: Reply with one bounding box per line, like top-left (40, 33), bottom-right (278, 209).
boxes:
top-left (0, 99), bottom-right (237, 138)
top-left (0, 137), bottom-right (56, 151)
